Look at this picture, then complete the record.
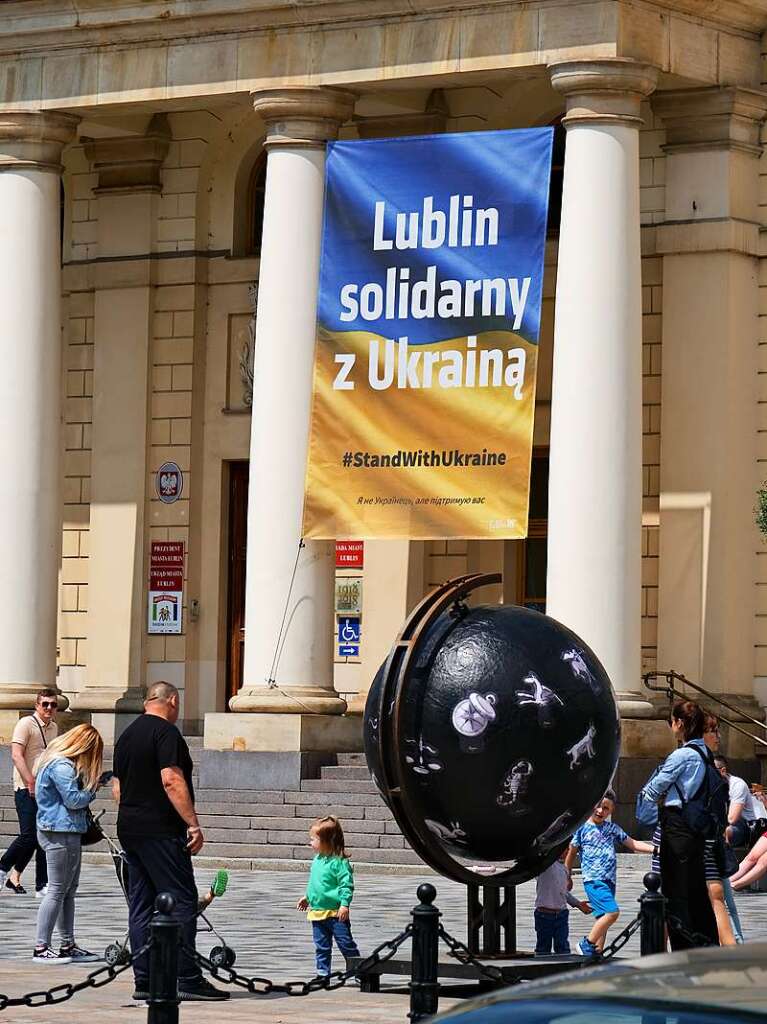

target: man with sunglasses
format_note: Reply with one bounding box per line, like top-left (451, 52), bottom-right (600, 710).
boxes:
top-left (0, 690), bottom-right (59, 896)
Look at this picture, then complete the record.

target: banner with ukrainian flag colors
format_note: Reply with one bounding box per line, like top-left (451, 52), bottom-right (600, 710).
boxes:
top-left (302, 128), bottom-right (553, 539)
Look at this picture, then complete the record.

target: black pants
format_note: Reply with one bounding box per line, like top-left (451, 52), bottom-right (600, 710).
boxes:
top-left (659, 808), bottom-right (719, 950)
top-left (121, 835), bottom-right (201, 986)
top-left (0, 790), bottom-right (47, 889)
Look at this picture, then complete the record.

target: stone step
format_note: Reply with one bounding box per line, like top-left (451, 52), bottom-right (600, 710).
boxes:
top-left (300, 779), bottom-right (379, 794)
top-left (190, 843), bottom-right (421, 865)
top-left (319, 765), bottom-right (372, 781)
top-left (337, 753), bottom-right (368, 767)
top-left (0, 755), bottom-right (416, 869)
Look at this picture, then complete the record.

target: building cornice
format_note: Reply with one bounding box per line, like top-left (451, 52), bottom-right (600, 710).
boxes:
top-left (0, 0), bottom-right (766, 58)
top-left (0, 1), bottom-right (762, 111)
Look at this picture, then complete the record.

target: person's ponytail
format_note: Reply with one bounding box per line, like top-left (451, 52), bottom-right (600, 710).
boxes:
top-left (669, 699), bottom-right (705, 741)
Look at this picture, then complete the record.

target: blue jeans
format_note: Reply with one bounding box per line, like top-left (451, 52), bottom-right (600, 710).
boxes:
top-left (722, 878), bottom-right (744, 943)
top-left (534, 909), bottom-right (570, 954)
top-left (311, 916), bottom-right (360, 975)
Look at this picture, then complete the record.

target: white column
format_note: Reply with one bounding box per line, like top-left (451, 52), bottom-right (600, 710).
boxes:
top-left (0, 112), bottom-right (78, 714)
top-left (546, 61), bottom-right (657, 715)
top-left (232, 88), bottom-right (355, 715)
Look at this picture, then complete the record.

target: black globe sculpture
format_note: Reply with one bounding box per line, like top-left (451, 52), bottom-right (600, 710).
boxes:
top-left (364, 573), bottom-right (620, 887)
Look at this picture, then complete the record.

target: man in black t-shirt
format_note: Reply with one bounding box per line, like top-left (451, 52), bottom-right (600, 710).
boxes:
top-left (113, 681), bottom-right (227, 1002)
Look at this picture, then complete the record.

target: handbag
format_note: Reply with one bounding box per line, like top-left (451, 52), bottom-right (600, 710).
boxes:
top-left (81, 809), bottom-right (104, 847)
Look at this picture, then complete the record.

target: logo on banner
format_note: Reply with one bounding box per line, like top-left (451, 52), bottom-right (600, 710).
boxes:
top-left (302, 129), bottom-right (553, 539)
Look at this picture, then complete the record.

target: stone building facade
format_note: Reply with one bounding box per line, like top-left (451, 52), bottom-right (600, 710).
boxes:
top-left (1, 0), bottom-right (766, 782)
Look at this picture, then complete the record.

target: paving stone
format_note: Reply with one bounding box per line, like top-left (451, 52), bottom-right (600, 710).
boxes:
top-left (6, 858), bottom-right (757, 1024)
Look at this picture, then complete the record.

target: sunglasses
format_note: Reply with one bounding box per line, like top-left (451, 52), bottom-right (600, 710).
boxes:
top-left (39, 701), bottom-right (58, 710)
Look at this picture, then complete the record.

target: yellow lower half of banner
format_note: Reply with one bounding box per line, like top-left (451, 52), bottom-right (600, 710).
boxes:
top-left (302, 328), bottom-right (538, 540)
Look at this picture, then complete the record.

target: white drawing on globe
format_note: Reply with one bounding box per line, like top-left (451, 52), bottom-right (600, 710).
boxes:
top-left (534, 810), bottom-right (575, 852)
top-left (567, 722), bottom-right (597, 769)
top-left (451, 692), bottom-right (497, 738)
top-left (562, 648), bottom-right (600, 693)
top-left (404, 736), bottom-right (444, 775)
top-left (368, 715), bottom-right (379, 733)
top-left (425, 819), bottom-right (467, 844)
top-left (497, 759), bottom-right (533, 813)
top-left (514, 675), bottom-right (561, 716)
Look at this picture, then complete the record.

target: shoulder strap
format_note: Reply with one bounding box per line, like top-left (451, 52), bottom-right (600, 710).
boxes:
top-left (32, 716), bottom-right (47, 749)
top-left (682, 743), bottom-right (712, 803)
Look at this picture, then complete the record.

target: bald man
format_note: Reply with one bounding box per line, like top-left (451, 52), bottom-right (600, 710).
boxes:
top-left (113, 682), bottom-right (227, 1002)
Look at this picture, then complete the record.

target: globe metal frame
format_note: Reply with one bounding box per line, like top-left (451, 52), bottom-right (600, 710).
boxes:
top-left (373, 571), bottom-right (534, 888)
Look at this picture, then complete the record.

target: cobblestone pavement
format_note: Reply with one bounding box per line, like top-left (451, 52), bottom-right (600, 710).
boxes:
top-left (0, 860), bottom-right (764, 1022)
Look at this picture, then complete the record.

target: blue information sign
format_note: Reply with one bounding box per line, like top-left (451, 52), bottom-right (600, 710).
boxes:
top-left (337, 616), bottom-right (361, 657)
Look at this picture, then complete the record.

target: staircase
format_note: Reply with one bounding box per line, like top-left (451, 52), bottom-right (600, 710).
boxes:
top-left (0, 742), bottom-right (422, 874)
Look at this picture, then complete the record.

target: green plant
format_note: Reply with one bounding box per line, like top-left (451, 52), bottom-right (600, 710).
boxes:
top-left (756, 484), bottom-right (767, 540)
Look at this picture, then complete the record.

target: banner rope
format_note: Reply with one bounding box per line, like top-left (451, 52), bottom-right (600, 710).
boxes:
top-left (265, 539), bottom-right (318, 714)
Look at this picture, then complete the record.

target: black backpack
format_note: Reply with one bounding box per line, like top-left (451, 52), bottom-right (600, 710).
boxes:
top-left (678, 743), bottom-right (729, 840)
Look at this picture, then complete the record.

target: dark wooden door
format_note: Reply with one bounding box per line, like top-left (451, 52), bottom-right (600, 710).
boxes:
top-left (226, 461), bottom-right (249, 706)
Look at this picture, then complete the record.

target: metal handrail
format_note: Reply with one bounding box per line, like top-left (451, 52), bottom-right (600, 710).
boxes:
top-left (643, 670), bottom-right (767, 750)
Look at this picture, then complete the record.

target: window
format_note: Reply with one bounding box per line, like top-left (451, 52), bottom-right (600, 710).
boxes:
top-left (518, 449), bottom-right (549, 613)
top-left (246, 155), bottom-right (267, 256)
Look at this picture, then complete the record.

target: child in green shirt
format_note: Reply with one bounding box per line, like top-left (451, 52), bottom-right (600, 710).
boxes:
top-left (297, 816), bottom-right (360, 979)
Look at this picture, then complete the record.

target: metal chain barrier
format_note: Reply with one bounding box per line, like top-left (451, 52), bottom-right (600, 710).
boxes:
top-left (437, 924), bottom-right (519, 985)
top-left (595, 912), bottom-right (642, 961)
top-left (191, 923), bottom-right (414, 996)
top-left (665, 914), bottom-right (717, 949)
top-left (0, 940), bottom-right (151, 1011)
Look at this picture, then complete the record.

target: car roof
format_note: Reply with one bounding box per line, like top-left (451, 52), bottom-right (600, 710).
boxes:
top-left (436, 943), bottom-right (767, 1018)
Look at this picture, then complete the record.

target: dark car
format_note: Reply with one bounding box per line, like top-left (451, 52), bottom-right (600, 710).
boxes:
top-left (433, 943), bottom-right (767, 1022)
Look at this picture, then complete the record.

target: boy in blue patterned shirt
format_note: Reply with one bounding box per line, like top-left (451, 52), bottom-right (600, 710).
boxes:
top-left (565, 792), bottom-right (653, 958)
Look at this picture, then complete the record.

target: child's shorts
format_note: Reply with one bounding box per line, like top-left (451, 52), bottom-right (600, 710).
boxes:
top-left (583, 879), bottom-right (619, 918)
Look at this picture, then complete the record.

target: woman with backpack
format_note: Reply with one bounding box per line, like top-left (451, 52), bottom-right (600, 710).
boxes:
top-left (640, 700), bottom-right (723, 950)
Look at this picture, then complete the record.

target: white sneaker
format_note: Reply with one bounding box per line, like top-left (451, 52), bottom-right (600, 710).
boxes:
top-left (33, 946), bottom-right (71, 964)
top-left (35, 886), bottom-right (48, 898)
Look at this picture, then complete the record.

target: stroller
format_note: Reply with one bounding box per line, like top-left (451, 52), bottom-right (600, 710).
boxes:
top-left (100, 827), bottom-right (237, 968)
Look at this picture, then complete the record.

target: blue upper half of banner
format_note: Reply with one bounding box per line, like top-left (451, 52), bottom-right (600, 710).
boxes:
top-left (317, 128), bottom-right (553, 347)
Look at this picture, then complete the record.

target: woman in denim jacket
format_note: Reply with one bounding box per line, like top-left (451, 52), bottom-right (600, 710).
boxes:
top-left (33, 724), bottom-right (103, 964)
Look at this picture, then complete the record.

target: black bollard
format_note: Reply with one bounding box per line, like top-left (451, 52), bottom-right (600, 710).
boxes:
top-left (409, 883), bottom-right (441, 1023)
top-left (148, 893), bottom-right (181, 1024)
top-left (639, 872), bottom-right (665, 956)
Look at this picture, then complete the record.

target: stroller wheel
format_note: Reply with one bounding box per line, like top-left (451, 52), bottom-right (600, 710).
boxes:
top-left (104, 943), bottom-right (124, 966)
top-left (209, 946), bottom-right (228, 968)
top-left (209, 945), bottom-right (236, 969)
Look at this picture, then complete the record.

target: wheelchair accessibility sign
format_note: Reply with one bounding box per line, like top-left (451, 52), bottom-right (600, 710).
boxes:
top-left (337, 616), bottom-right (361, 657)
